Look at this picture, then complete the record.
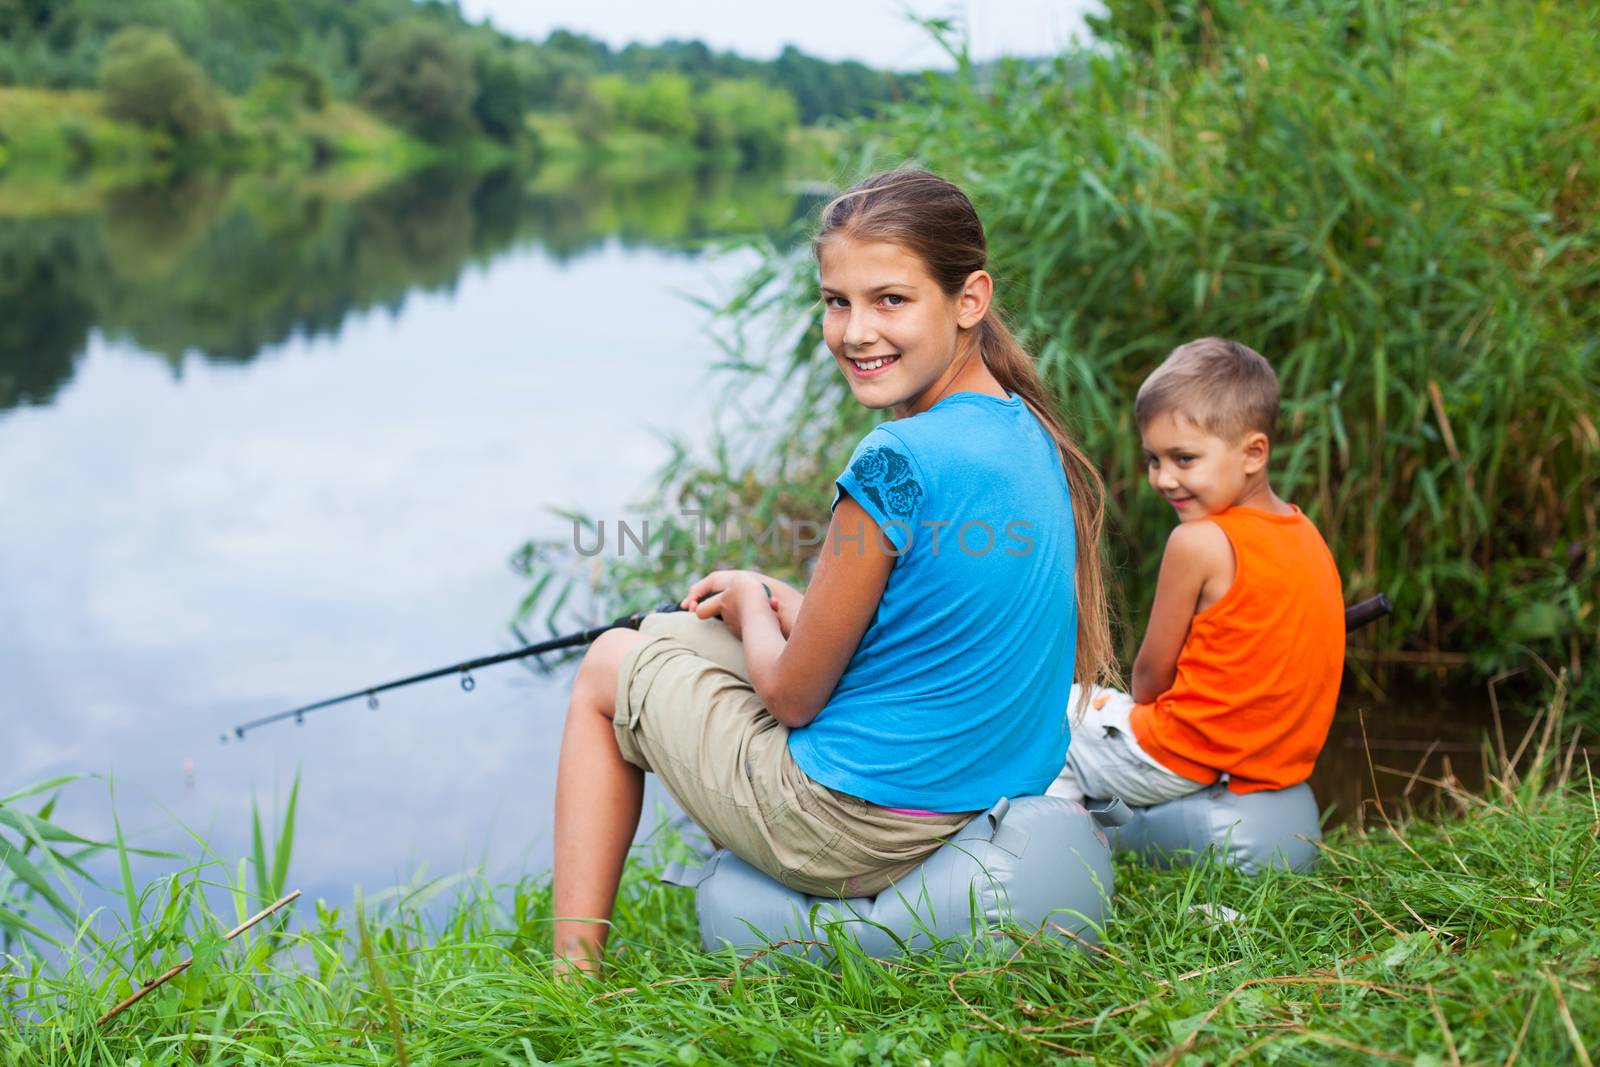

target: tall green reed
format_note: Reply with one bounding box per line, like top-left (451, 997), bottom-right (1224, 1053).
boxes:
top-left (248, 770), bottom-right (299, 947)
top-left (0, 776), bottom-right (107, 958)
top-left (919, 1), bottom-right (1599, 673)
top-left (515, 0), bottom-right (1599, 704)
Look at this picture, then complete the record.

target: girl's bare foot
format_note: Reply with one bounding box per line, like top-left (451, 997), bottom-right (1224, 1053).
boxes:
top-left (552, 934), bottom-right (603, 982)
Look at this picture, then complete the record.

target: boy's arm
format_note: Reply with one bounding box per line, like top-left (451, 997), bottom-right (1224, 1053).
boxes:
top-left (1130, 520), bottom-right (1233, 704)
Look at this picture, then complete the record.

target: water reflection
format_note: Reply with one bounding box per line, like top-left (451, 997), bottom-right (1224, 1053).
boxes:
top-left (0, 161), bottom-right (804, 918)
top-left (0, 164), bottom-right (805, 413)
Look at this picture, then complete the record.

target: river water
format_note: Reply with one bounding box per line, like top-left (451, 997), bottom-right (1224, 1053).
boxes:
top-left (1, 164), bottom-right (1498, 927)
top-left (1, 165), bottom-right (809, 912)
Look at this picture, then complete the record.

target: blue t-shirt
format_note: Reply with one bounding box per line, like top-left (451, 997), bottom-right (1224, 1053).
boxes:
top-left (787, 391), bottom-right (1078, 811)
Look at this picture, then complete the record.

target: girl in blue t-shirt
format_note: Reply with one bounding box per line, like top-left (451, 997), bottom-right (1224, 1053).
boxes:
top-left (551, 168), bottom-right (1115, 974)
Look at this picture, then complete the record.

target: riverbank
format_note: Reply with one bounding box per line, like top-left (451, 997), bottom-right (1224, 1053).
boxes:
top-left (0, 87), bottom-right (838, 206)
top-left (4, 700), bottom-right (1595, 1064)
top-left (527, 111), bottom-right (844, 175)
top-left (0, 86), bottom-right (446, 180)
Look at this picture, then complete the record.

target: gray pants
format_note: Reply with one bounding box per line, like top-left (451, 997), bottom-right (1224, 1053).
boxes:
top-left (1047, 686), bottom-right (1207, 807)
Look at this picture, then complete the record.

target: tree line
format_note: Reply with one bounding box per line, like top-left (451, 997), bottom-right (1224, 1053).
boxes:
top-left (0, 0), bottom-right (924, 161)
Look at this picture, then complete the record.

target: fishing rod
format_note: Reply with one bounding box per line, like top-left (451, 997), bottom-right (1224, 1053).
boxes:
top-left (226, 594), bottom-right (1393, 743)
top-left (1344, 593), bottom-right (1392, 631)
top-left (224, 602), bottom-right (683, 742)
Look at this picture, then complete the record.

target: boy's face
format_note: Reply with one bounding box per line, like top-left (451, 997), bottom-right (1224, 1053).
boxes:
top-left (1140, 410), bottom-right (1267, 521)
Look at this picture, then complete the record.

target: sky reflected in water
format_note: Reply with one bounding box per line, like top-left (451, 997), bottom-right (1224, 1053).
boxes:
top-left (2, 234), bottom-right (753, 908)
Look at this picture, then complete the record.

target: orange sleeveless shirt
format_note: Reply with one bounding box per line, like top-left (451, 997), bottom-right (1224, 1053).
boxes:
top-left (1129, 506), bottom-right (1344, 794)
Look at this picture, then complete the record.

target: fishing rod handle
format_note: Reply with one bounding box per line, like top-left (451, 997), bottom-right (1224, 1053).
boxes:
top-left (1344, 593), bottom-right (1392, 632)
top-left (623, 602), bottom-right (685, 629)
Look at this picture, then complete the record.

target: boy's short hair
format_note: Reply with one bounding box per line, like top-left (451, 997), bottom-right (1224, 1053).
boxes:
top-left (1135, 337), bottom-right (1279, 443)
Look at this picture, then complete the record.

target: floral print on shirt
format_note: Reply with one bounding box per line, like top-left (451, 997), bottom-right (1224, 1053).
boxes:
top-left (850, 445), bottom-right (924, 523)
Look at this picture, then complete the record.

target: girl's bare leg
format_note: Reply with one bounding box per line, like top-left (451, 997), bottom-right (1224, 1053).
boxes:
top-left (552, 627), bottom-right (645, 976)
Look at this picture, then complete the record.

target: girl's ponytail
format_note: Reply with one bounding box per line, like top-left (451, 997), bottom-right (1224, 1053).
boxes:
top-left (818, 169), bottom-right (1121, 716)
top-left (978, 315), bottom-right (1122, 714)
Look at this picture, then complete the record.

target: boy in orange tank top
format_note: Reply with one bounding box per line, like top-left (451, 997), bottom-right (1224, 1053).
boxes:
top-left (1048, 337), bottom-right (1344, 806)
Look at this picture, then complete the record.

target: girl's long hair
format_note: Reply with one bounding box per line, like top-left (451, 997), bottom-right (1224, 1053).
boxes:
top-left (816, 168), bottom-right (1121, 711)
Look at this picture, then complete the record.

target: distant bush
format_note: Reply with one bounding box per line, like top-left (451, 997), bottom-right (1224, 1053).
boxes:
top-left (696, 78), bottom-right (796, 167)
top-left (471, 52), bottom-right (527, 143)
top-left (359, 19), bottom-right (477, 142)
top-left (578, 71), bottom-right (795, 164)
top-left (263, 57), bottom-right (328, 110)
top-left (618, 71), bottom-right (698, 142)
top-left (99, 27), bottom-right (230, 139)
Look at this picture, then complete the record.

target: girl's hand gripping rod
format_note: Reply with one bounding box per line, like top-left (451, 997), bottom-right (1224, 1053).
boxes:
top-left (224, 602), bottom-right (684, 742)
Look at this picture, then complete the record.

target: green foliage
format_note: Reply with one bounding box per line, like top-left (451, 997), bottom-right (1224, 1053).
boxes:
top-left (246, 770), bottom-right (300, 961)
top-left (553, 0), bottom-right (1598, 693)
top-left (623, 71), bottom-right (699, 142)
top-left (1086, 0), bottom-right (1244, 55)
top-left (697, 78), bottom-right (799, 167)
top-left (602, 38), bottom-right (919, 124)
top-left (359, 18), bottom-right (478, 143)
top-left (245, 56), bottom-right (328, 117)
top-left (770, 45), bottom-right (916, 124)
top-left (905, 0), bottom-right (1599, 680)
top-left (0, 0), bottom-right (912, 156)
top-left (249, 771), bottom-right (298, 909)
top-left (1, 776), bottom-right (170, 965)
top-left (98, 27), bottom-right (230, 139)
top-left (469, 50), bottom-right (527, 143)
top-left (518, 45), bottom-right (589, 108)
top-left (0, 775), bottom-right (103, 957)
top-left (564, 75), bottom-right (615, 144)
top-left (572, 71), bottom-right (799, 167)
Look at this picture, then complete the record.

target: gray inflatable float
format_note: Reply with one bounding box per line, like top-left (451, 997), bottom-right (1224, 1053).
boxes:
top-left (660, 795), bottom-right (1114, 961)
top-left (1086, 781), bottom-right (1322, 873)
top-left (1080, 594), bottom-right (1391, 873)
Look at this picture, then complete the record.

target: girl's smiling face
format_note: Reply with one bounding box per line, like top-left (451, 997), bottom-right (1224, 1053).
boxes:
top-left (818, 236), bottom-right (990, 417)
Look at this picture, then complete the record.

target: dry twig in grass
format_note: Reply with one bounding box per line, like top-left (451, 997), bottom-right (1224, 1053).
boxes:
top-left (1545, 969), bottom-right (1595, 1067)
top-left (98, 890), bottom-right (301, 1027)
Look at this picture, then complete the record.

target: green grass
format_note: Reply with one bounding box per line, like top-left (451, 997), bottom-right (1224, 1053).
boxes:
top-left (3, 693), bottom-right (1596, 1064)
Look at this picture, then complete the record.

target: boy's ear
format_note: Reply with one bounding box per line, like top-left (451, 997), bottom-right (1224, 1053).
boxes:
top-left (1241, 431), bottom-right (1270, 474)
top-left (956, 270), bottom-right (993, 329)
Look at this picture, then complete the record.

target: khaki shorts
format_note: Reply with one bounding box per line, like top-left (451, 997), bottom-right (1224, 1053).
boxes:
top-left (614, 611), bottom-right (976, 898)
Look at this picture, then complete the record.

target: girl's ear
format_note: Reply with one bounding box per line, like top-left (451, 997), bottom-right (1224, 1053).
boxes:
top-left (956, 270), bottom-right (993, 329)
top-left (1241, 431), bottom-right (1271, 474)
